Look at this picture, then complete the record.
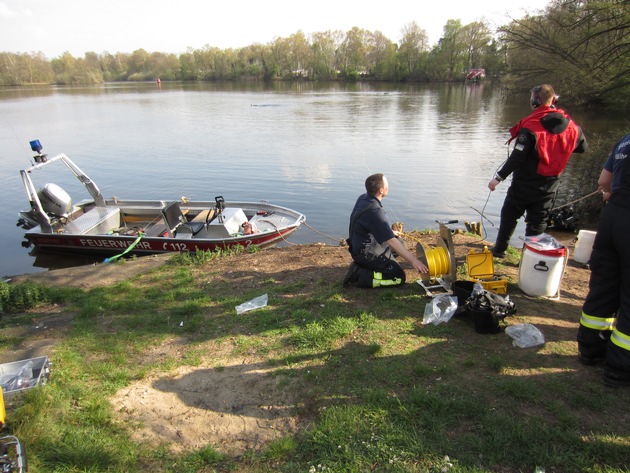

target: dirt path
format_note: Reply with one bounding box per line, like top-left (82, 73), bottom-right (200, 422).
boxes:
top-left (8, 253), bottom-right (173, 290)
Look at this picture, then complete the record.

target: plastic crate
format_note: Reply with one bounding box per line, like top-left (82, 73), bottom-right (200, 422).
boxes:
top-left (0, 435), bottom-right (27, 472)
top-left (0, 356), bottom-right (51, 402)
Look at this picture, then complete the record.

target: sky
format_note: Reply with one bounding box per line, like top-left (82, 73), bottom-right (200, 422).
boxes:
top-left (1, 0), bottom-right (551, 58)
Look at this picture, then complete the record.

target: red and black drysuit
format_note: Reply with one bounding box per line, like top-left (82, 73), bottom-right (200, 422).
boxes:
top-left (492, 105), bottom-right (587, 254)
top-left (578, 133), bottom-right (630, 385)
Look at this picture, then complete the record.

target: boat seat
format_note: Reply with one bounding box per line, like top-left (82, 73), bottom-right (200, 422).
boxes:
top-left (162, 201), bottom-right (205, 237)
top-left (191, 208), bottom-right (217, 224)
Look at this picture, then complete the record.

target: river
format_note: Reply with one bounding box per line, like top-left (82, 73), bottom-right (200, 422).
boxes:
top-left (0, 81), bottom-right (618, 278)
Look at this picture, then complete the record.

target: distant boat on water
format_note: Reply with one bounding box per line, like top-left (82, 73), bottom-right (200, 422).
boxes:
top-left (466, 69), bottom-right (486, 81)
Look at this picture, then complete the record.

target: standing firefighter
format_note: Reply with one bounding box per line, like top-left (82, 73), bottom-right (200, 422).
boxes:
top-left (343, 173), bottom-right (427, 288)
top-left (487, 84), bottom-right (587, 258)
top-left (578, 132), bottom-right (630, 387)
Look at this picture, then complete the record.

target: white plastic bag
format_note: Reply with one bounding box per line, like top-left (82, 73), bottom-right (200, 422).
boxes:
top-left (422, 294), bottom-right (458, 325)
top-left (523, 233), bottom-right (563, 251)
top-left (235, 294), bottom-right (268, 315)
top-left (0, 360), bottom-right (34, 392)
top-left (505, 324), bottom-right (545, 348)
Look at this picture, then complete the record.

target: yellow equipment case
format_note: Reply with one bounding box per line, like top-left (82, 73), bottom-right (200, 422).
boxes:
top-left (466, 247), bottom-right (508, 295)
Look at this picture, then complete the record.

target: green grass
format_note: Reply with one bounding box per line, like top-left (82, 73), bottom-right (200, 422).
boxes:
top-left (1, 247), bottom-right (629, 472)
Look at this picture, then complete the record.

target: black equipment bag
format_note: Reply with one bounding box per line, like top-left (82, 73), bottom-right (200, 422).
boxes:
top-left (464, 288), bottom-right (517, 334)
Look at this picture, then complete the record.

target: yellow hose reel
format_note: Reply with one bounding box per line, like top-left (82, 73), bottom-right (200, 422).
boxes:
top-left (415, 223), bottom-right (457, 295)
top-left (419, 244), bottom-right (450, 279)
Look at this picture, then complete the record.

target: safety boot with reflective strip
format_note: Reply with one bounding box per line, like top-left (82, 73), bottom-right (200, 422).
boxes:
top-left (372, 272), bottom-right (402, 287)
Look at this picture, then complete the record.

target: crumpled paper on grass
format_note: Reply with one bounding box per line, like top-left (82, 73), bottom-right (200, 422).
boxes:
top-left (235, 294), bottom-right (268, 315)
top-left (505, 323), bottom-right (545, 348)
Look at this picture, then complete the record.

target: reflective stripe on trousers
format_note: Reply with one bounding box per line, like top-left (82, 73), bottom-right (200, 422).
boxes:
top-left (580, 312), bottom-right (615, 331)
top-left (611, 327), bottom-right (630, 352)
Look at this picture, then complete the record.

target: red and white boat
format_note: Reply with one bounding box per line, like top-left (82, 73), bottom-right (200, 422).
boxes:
top-left (466, 68), bottom-right (486, 81)
top-left (17, 141), bottom-right (306, 258)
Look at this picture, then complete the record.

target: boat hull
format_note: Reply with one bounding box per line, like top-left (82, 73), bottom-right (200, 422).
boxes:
top-left (22, 200), bottom-right (305, 257)
top-left (23, 225), bottom-right (300, 257)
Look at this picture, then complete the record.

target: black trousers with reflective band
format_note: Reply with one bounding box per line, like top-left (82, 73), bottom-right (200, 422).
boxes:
top-left (353, 253), bottom-right (406, 288)
top-left (579, 202), bottom-right (630, 377)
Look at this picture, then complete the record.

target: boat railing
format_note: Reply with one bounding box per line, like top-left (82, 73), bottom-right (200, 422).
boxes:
top-left (20, 153), bottom-right (106, 233)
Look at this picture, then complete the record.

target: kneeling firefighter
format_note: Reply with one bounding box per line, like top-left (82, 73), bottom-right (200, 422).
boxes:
top-left (343, 173), bottom-right (428, 288)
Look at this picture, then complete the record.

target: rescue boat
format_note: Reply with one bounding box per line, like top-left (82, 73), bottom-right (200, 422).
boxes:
top-left (17, 141), bottom-right (306, 259)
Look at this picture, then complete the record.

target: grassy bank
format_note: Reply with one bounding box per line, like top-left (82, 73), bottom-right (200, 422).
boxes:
top-left (0, 241), bottom-right (629, 472)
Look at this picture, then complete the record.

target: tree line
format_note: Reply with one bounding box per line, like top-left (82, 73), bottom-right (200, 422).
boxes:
top-left (1, 0), bottom-right (628, 109)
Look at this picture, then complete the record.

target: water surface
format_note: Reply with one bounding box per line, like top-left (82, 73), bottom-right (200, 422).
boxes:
top-left (0, 81), bottom-right (611, 277)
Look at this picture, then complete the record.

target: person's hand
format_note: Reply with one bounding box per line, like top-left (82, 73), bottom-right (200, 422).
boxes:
top-left (596, 185), bottom-right (611, 202)
top-left (488, 178), bottom-right (500, 191)
top-left (413, 259), bottom-right (429, 274)
top-left (391, 222), bottom-right (404, 238)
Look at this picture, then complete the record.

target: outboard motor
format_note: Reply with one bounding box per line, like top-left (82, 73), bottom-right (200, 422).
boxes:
top-left (215, 196), bottom-right (225, 213)
top-left (37, 183), bottom-right (72, 217)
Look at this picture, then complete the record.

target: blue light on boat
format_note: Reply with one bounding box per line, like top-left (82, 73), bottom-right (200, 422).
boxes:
top-left (30, 140), bottom-right (43, 153)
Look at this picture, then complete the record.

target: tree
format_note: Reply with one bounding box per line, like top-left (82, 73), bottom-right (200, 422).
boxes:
top-left (268, 36), bottom-right (293, 78)
top-left (50, 52), bottom-right (102, 85)
top-left (461, 21), bottom-right (492, 72)
top-left (311, 30), bottom-right (342, 80)
top-left (149, 52), bottom-right (180, 81)
top-left (365, 30), bottom-right (398, 80)
top-left (499, 0), bottom-right (630, 108)
top-left (192, 46), bottom-right (228, 80)
top-left (222, 48), bottom-right (243, 80)
top-left (178, 50), bottom-right (197, 80)
top-left (483, 39), bottom-right (507, 81)
top-left (430, 20), bottom-right (468, 81)
top-left (286, 31), bottom-right (313, 78)
top-left (208, 48), bottom-right (238, 80)
top-left (1, 4), bottom-right (625, 97)
top-left (127, 49), bottom-right (151, 81)
top-left (0, 52), bottom-right (53, 85)
top-left (338, 27), bottom-right (368, 79)
top-left (398, 21), bottom-right (430, 80)
top-left (238, 43), bottom-right (272, 80)
top-left (100, 52), bottom-right (128, 81)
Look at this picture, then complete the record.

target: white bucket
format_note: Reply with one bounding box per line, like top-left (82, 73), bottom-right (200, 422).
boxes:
top-left (518, 243), bottom-right (566, 297)
top-left (573, 230), bottom-right (597, 264)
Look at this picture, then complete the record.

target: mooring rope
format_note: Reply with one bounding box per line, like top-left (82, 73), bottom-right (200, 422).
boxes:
top-left (470, 187), bottom-right (602, 238)
top-left (303, 222), bottom-right (343, 243)
top-left (294, 188), bottom-right (603, 249)
top-left (398, 230), bottom-right (424, 245)
top-left (552, 189), bottom-right (602, 211)
top-left (104, 232), bottom-right (145, 263)
top-left (259, 219), bottom-right (301, 246)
